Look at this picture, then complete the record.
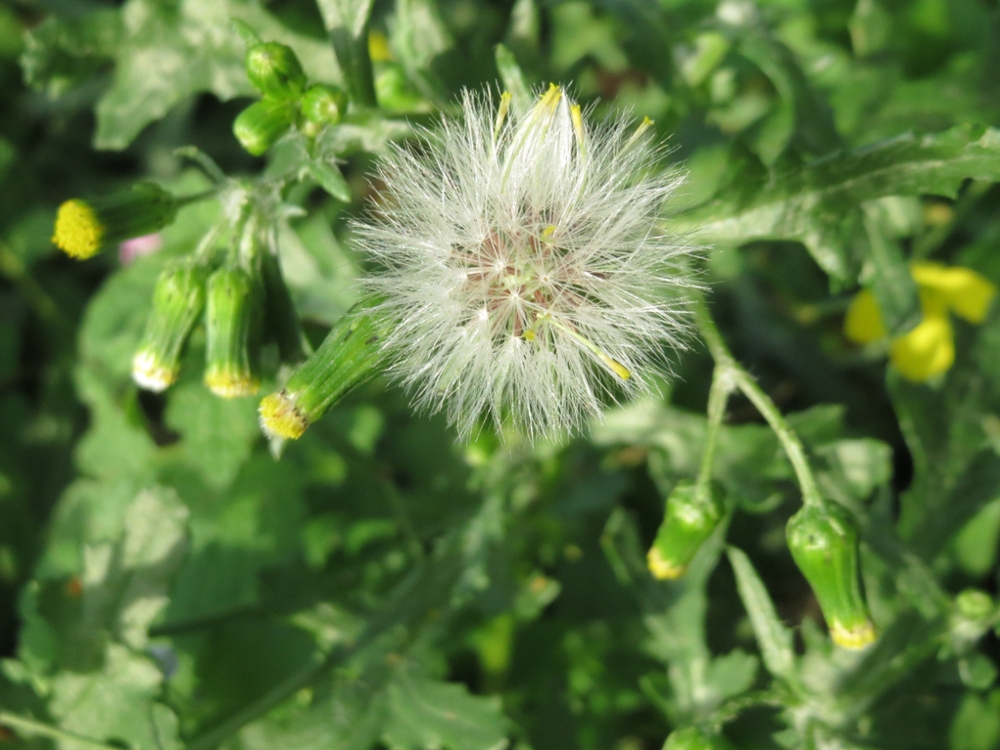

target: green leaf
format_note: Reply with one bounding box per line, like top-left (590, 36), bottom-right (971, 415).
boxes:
top-left (88, 0), bottom-right (337, 149)
top-left (494, 44), bottom-right (531, 114)
top-left (20, 11), bottom-right (122, 98)
top-left (47, 643), bottom-right (177, 750)
top-left (315, 0), bottom-right (376, 106)
top-left (383, 668), bottom-right (510, 750)
top-left (862, 200), bottom-right (921, 336)
top-left (163, 381), bottom-right (261, 490)
top-left (677, 125), bottom-right (1000, 280)
top-left (726, 546), bottom-right (797, 683)
top-left (390, 0), bottom-right (454, 100)
top-left (83, 486), bottom-right (189, 649)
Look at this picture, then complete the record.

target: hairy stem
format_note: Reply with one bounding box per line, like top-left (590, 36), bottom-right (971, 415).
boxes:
top-left (694, 295), bottom-right (822, 507)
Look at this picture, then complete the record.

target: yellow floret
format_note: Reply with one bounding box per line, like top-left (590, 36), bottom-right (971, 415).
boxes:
top-left (830, 619), bottom-right (878, 649)
top-left (204, 369), bottom-right (260, 399)
top-left (52, 200), bottom-right (103, 259)
top-left (132, 350), bottom-right (178, 393)
top-left (646, 546), bottom-right (686, 580)
top-left (258, 390), bottom-right (308, 439)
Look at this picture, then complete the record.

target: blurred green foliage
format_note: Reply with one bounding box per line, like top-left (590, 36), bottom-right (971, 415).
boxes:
top-left (2, 0), bottom-right (1000, 749)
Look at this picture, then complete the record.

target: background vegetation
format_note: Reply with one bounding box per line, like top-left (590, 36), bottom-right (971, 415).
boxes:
top-left (1, 0), bottom-right (1000, 748)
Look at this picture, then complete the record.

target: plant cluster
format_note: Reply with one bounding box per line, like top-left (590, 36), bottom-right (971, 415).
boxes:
top-left (1, 0), bottom-right (1000, 749)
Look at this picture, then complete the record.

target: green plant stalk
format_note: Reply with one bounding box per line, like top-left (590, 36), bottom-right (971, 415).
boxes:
top-left (0, 712), bottom-right (123, 750)
top-left (184, 547), bottom-right (464, 750)
top-left (697, 364), bottom-right (735, 492)
top-left (694, 295), bottom-right (822, 508)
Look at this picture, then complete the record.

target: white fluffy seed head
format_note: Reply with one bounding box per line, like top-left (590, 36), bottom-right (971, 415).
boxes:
top-left (355, 84), bottom-right (698, 441)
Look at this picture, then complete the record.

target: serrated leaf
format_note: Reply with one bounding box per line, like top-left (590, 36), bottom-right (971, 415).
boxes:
top-left (47, 643), bottom-right (177, 750)
top-left (677, 125), bottom-right (1000, 279)
top-left (383, 669), bottom-right (510, 750)
top-left (726, 546), bottom-right (797, 683)
top-left (78, 487), bottom-right (189, 650)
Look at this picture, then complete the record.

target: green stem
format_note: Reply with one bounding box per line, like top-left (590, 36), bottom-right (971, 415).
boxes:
top-left (696, 364), bottom-right (734, 493)
top-left (0, 712), bottom-right (122, 750)
top-left (185, 652), bottom-right (328, 750)
top-left (694, 295), bottom-right (822, 507)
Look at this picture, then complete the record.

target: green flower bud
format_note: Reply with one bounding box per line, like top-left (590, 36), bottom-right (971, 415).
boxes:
top-left (132, 261), bottom-right (208, 392)
top-left (258, 304), bottom-right (388, 440)
top-left (261, 250), bottom-right (306, 364)
top-left (204, 266), bottom-right (260, 398)
top-left (663, 726), bottom-right (738, 750)
top-left (245, 41), bottom-right (307, 100)
top-left (52, 183), bottom-right (179, 260)
top-left (301, 83), bottom-right (348, 127)
top-left (786, 501), bottom-right (876, 649)
top-left (647, 481), bottom-right (724, 580)
top-left (233, 98), bottom-right (296, 157)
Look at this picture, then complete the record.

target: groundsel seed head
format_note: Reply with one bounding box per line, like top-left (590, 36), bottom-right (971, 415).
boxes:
top-left (355, 84), bottom-right (698, 440)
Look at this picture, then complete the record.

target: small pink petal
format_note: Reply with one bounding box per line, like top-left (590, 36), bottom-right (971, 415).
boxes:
top-left (119, 233), bottom-right (163, 265)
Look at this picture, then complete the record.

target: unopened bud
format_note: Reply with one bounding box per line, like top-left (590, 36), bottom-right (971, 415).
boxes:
top-left (204, 266), bottom-right (260, 398)
top-left (301, 83), bottom-right (348, 127)
top-left (132, 261), bottom-right (208, 391)
top-left (647, 481), bottom-right (724, 580)
top-left (233, 98), bottom-right (296, 156)
top-left (245, 42), bottom-right (307, 100)
top-left (786, 501), bottom-right (876, 649)
top-left (53, 183), bottom-right (179, 260)
top-left (259, 304), bottom-right (388, 440)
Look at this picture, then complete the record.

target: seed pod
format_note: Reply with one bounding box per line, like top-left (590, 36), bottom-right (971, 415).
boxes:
top-left (647, 481), bottom-right (724, 580)
top-left (663, 726), bottom-right (738, 750)
top-left (301, 83), bottom-right (349, 127)
top-left (259, 304), bottom-right (388, 440)
top-left (52, 183), bottom-right (179, 260)
top-left (786, 501), bottom-right (876, 649)
top-left (132, 261), bottom-right (208, 392)
top-left (245, 42), bottom-right (307, 100)
top-left (204, 266), bottom-right (260, 398)
top-left (233, 98), bottom-right (296, 156)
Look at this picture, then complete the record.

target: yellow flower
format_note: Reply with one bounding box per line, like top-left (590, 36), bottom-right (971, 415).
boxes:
top-left (844, 262), bottom-right (997, 382)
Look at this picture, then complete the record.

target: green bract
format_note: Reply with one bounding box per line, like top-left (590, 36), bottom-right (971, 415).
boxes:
top-left (647, 481), bottom-right (724, 580)
top-left (204, 266), bottom-right (260, 398)
top-left (245, 41), bottom-right (307, 100)
top-left (786, 501), bottom-right (876, 649)
top-left (233, 98), bottom-right (296, 156)
top-left (132, 261), bottom-right (207, 392)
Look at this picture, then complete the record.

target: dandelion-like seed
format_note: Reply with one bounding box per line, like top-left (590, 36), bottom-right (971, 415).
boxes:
top-left (356, 84), bottom-right (697, 440)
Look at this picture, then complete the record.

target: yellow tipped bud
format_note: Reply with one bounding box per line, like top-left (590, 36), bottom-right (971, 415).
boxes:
top-left (53, 184), bottom-right (179, 260)
top-left (786, 500), bottom-right (877, 649)
top-left (258, 390), bottom-right (308, 440)
top-left (204, 267), bottom-right (261, 398)
top-left (132, 261), bottom-right (207, 392)
top-left (257, 304), bottom-right (388, 441)
top-left (648, 482), bottom-right (725, 580)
